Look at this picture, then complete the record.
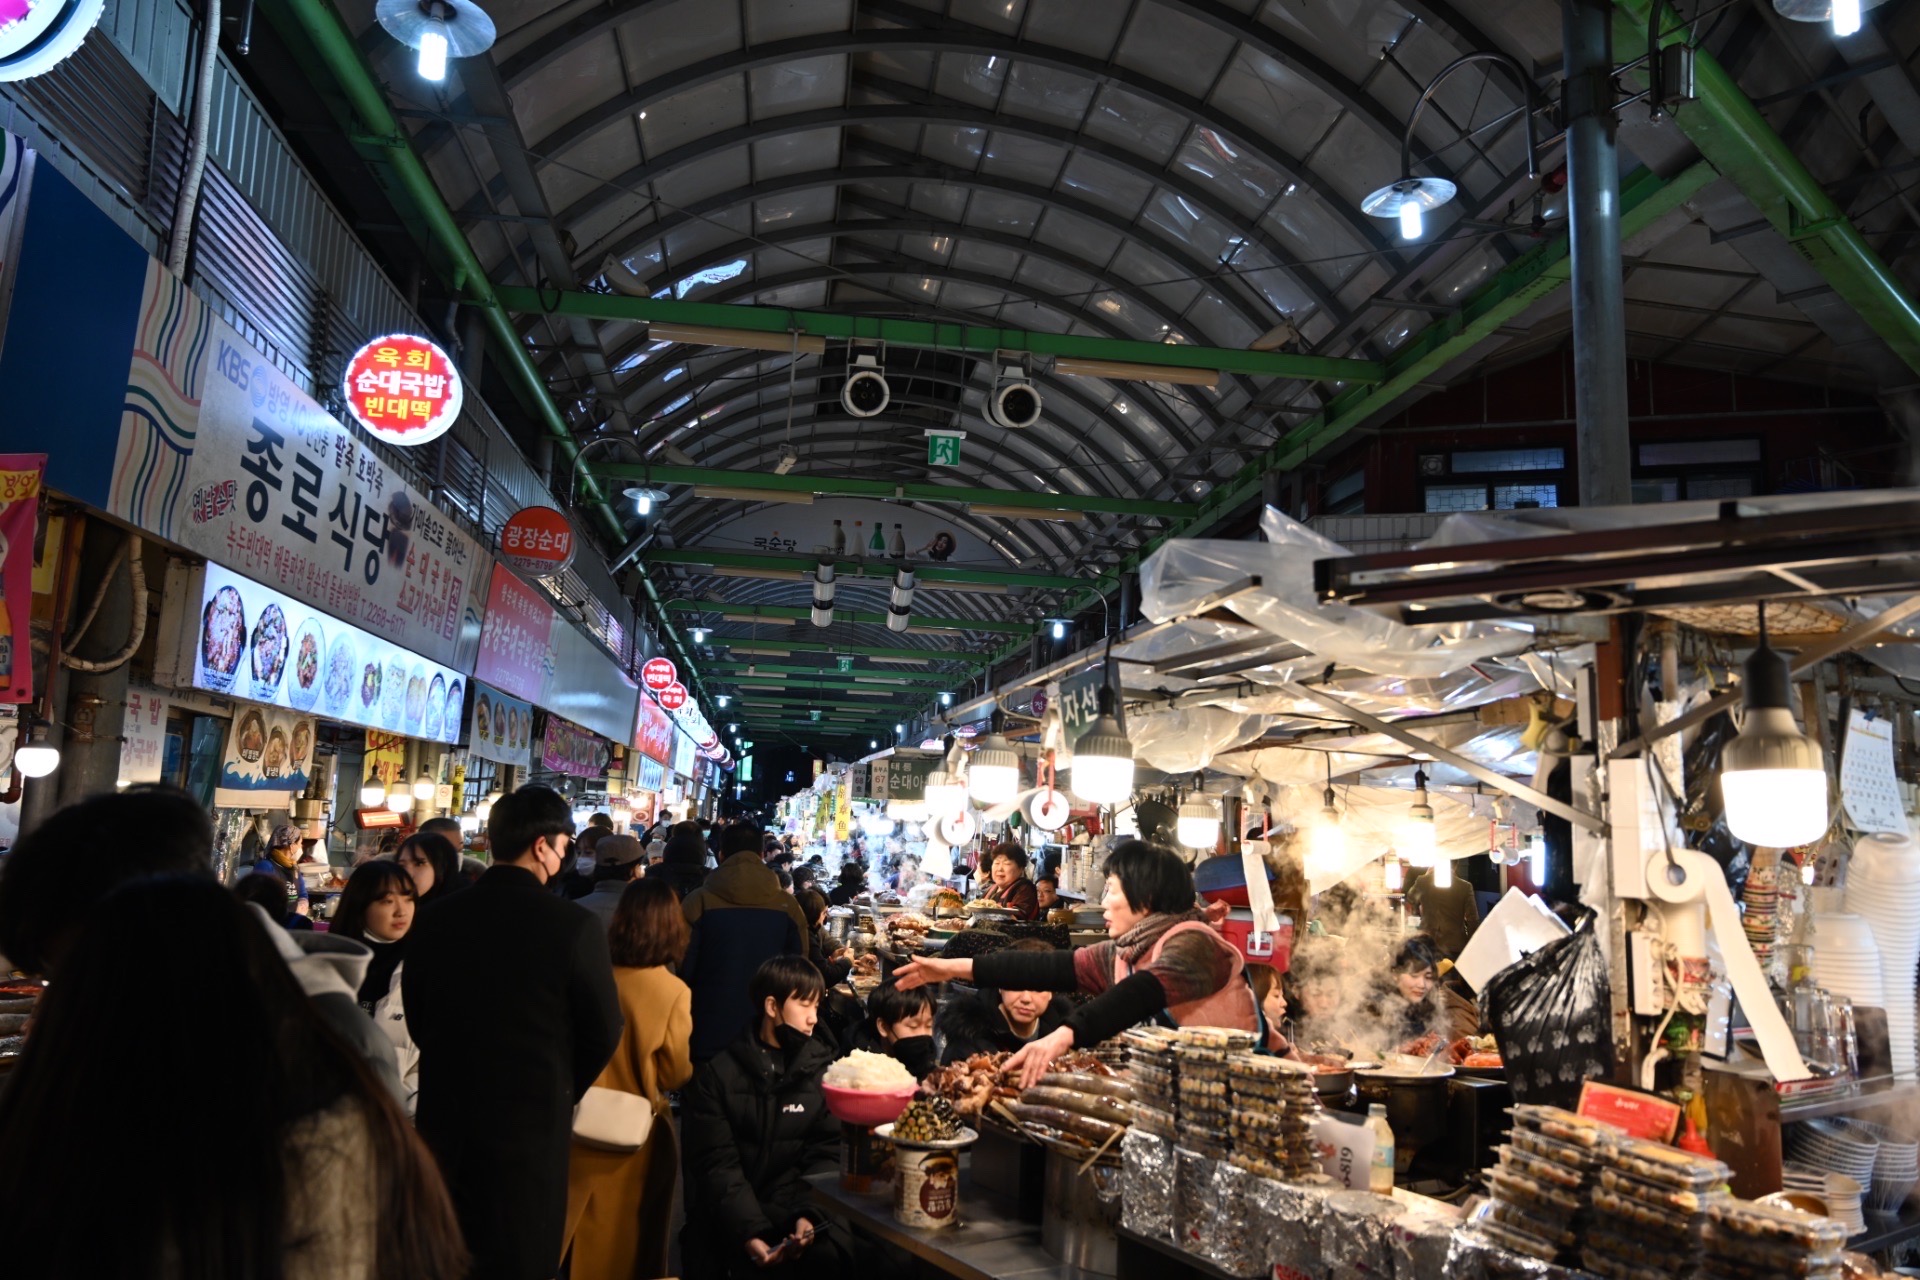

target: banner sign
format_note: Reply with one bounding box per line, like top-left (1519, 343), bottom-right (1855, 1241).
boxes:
top-left (1057, 666), bottom-right (1108, 740)
top-left (635, 755), bottom-right (665, 792)
top-left (641, 656), bottom-right (676, 692)
top-left (341, 334), bottom-right (463, 449)
top-left (190, 561), bottom-right (462, 743)
top-left (118, 683), bottom-right (168, 786)
top-left (107, 264), bottom-right (487, 671)
top-left (0, 453), bottom-right (43, 703)
top-left (541, 715), bottom-right (608, 779)
top-left (634, 693), bottom-right (674, 765)
top-left (469, 681), bottom-right (532, 769)
top-left (870, 750), bottom-right (941, 802)
top-left (672, 729), bottom-right (696, 780)
top-left (214, 704), bottom-right (315, 809)
top-left (474, 562), bottom-right (555, 705)
top-left (499, 505), bottom-right (575, 578)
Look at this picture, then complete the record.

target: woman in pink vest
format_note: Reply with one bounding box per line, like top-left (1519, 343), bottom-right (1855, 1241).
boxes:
top-left (895, 841), bottom-right (1259, 1087)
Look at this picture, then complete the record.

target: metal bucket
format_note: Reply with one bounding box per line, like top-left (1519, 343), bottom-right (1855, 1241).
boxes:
top-left (892, 1146), bottom-right (963, 1229)
top-left (1041, 1147), bottom-right (1123, 1275)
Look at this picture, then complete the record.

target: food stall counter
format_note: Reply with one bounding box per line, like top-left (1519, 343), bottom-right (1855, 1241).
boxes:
top-left (807, 1169), bottom-right (1104, 1280)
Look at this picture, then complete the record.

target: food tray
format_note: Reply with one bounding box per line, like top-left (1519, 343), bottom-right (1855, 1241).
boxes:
top-left (1703, 1230), bottom-right (1845, 1275)
top-left (1496, 1145), bottom-right (1589, 1191)
top-left (1592, 1186), bottom-right (1705, 1239)
top-left (1600, 1134), bottom-right (1731, 1191)
top-left (1471, 1218), bottom-right (1565, 1264)
top-left (1170, 1027), bottom-right (1259, 1051)
top-left (1703, 1200), bottom-right (1848, 1250)
top-left (1584, 1244), bottom-right (1683, 1280)
top-left (1488, 1168), bottom-right (1586, 1217)
top-left (1511, 1126), bottom-right (1603, 1170)
top-left (1491, 1201), bottom-right (1577, 1249)
top-left (1598, 1167), bottom-right (1721, 1215)
top-left (1509, 1104), bottom-right (1615, 1147)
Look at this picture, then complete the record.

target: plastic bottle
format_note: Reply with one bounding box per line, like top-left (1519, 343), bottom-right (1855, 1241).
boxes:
top-left (1367, 1104), bottom-right (1395, 1193)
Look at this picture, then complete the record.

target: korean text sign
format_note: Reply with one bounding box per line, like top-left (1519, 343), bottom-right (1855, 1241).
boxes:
top-left (541, 715), bottom-right (607, 779)
top-left (0, 454), bottom-right (44, 704)
top-left (498, 505), bottom-right (576, 578)
top-left (474, 562), bottom-right (556, 706)
top-left (633, 693), bottom-right (674, 765)
top-left (168, 319), bottom-right (485, 670)
top-left (341, 334), bottom-right (463, 448)
top-left (191, 561), bottom-right (463, 744)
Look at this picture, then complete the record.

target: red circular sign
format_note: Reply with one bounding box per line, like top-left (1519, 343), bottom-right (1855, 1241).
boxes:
top-left (499, 506), bottom-right (576, 577)
top-left (659, 682), bottom-right (688, 711)
top-left (642, 658), bottom-right (677, 692)
top-left (341, 334), bottom-right (464, 447)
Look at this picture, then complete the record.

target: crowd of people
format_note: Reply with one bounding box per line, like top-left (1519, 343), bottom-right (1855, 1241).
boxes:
top-left (0, 782), bottom-right (1468, 1280)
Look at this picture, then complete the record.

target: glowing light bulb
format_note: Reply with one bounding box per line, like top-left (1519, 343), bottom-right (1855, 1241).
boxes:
top-left (417, 28), bottom-right (449, 80)
top-left (691, 627), bottom-right (706, 643)
top-left (1399, 201), bottom-right (1423, 241)
top-left (1051, 620), bottom-right (1066, 640)
top-left (636, 493), bottom-right (653, 516)
top-left (1833, 0), bottom-right (1861, 36)
top-left (1528, 833), bottom-right (1547, 884)
top-left (360, 781), bottom-right (387, 808)
top-left (1431, 855), bottom-right (1453, 889)
top-left (1383, 854), bottom-right (1404, 892)
top-left (940, 691), bottom-right (952, 706)
top-left (13, 723), bottom-right (58, 778)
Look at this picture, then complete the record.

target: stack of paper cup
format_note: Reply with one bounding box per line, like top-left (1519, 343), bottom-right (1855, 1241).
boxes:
top-left (1844, 832), bottom-right (1920, 1076)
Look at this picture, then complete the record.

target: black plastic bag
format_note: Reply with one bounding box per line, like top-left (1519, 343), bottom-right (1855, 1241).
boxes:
top-left (1484, 907), bottom-right (1613, 1108)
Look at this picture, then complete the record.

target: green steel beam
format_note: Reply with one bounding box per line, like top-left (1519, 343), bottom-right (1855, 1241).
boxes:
top-left (260, 0), bottom-right (721, 717)
top-left (667, 600), bottom-right (1030, 634)
top-left (709, 662), bottom-right (950, 685)
top-left (645, 546), bottom-right (1087, 589)
top-left (712, 637), bottom-right (989, 666)
top-left (610, 465), bottom-right (1191, 521)
top-left (1617, 0), bottom-right (1920, 371)
top-left (982, 162), bottom-right (1718, 670)
top-left (494, 287), bottom-right (1382, 384)
top-left (733, 685), bottom-right (923, 701)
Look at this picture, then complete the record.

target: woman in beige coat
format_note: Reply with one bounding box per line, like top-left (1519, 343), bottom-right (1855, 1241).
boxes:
top-left (563, 878), bottom-right (695, 1279)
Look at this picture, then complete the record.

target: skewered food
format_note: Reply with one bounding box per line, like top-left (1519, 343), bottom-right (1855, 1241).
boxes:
top-left (893, 1094), bottom-right (962, 1143)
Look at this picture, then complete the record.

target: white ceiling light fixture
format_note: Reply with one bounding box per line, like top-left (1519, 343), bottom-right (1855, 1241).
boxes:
top-left (12, 720), bottom-right (60, 779)
top-left (967, 716), bottom-right (1022, 806)
top-left (1361, 177), bottom-right (1458, 242)
top-left (1721, 603), bottom-right (1829, 847)
top-left (622, 485), bottom-right (665, 516)
top-left (375, 0), bottom-right (496, 81)
top-left (1771, 0), bottom-right (1883, 37)
top-left (1070, 678), bottom-right (1135, 806)
top-left (411, 772), bottom-right (437, 802)
top-left (359, 779), bottom-right (388, 809)
top-left (1363, 52), bottom-right (1538, 243)
top-left (842, 352), bottom-right (890, 417)
top-left (691, 627), bottom-right (708, 644)
top-left (1177, 793), bottom-right (1221, 851)
top-left (715, 694), bottom-right (731, 707)
top-left (387, 786), bottom-right (414, 814)
top-left (939, 691), bottom-right (953, 706)
top-left (1401, 767), bottom-right (1437, 867)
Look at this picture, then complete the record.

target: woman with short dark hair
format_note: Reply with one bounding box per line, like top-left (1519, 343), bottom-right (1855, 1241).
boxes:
top-left (395, 831), bottom-right (461, 906)
top-left (0, 877), bottom-right (465, 1277)
top-left (563, 878), bottom-right (695, 1279)
top-left (896, 839), bottom-right (1259, 1085)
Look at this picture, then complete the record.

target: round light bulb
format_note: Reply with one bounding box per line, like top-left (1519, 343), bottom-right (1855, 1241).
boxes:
top-left (359, 781), bottom-right (388, 808)
top-left (1722, 637), bottom-right (1829, 847)
top-left (387, 787), bottom-right (413, 813)
top-left (967, 734), bottom-right (1021, 806)
top-left (1528, 833), bottom-right (1546, 883)
top-left (1431, 855), bottom-right (1454, 890)
top-left (1309, 809), bottom-right (1346, 880)
top-left (1383, 854), bottom-right (1405, 893)
top-left (475, 799), bottom-right (493, 822)
top-left (412, 773), bottom-right (436, 801)
top-left (13, 725), bottom-right (59, 779)
top-left (1069, 701), bottom-right (1134, 806)
top-left (1399, 201), bottom-right (1423, 240)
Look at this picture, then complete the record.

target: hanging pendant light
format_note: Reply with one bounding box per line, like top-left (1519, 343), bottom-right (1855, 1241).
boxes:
top-left (1721, 603), bottom-right (1829, 847)
top-left (12, 720), bottom-right (59, 778)
top-left (387, 786), bottom-right (414, 814)
top-left (1431, 853), bottom-right (1454, 889)
top-left (359, 778), bottom-right (389, 809)
top-left (1177, 794), bottom-right (1221, 850)
top-left (967, 713), bottom-right (1021, 806)
top-left (1527, 831), bottom-right (1547, 883)
top-left (1402, 767), bottom-right (1437, 866)
top-left (1383, 852), bottom-right (1405, 893)
top-left (1070, 682), bottom-right (1135, 806)
top-left (1308, 758), bottom-right (1345, 879)
top-left (375, 0), bottom-right (497, 81)
top-left (411, 772), bottom-right (437, 802)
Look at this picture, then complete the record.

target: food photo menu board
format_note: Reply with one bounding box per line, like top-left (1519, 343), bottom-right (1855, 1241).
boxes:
top-left (186, 561), bottom-right (463, 744)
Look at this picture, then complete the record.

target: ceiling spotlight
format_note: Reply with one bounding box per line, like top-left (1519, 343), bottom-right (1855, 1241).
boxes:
top-left (12, 720), bottom-right (59, 778)
top-left (939, 691), bottom-right (953, 706)
top-left (842, 353), bottom-right (890, 417)
top-left (691, 627), bottom-right (708, 644)
top-left (1050, 619), bottom-right (1066, 641)
top-left (376, 0), bottom-right (496, 81)
top-left (1772, 0), bottom-right (1883, 34)
top-left (989, 364), bottom-right (1043, 429)
top-left (772, 446), bottom-right (799, 476)
top-left (716, 694), bottom-right (731, 708)
top-left (623, 485), bottom-right (664, 516)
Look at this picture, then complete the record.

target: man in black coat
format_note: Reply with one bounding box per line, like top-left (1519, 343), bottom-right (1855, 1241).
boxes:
top-left (680, 956), bottom-right (848, 1280)
top-left (404, 786), bottom-right (624, 1280)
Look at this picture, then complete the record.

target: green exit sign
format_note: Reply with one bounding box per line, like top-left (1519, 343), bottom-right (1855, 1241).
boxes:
top-left (837, 656), bottom-right (854, 673)
top-left (926, 431), bottom-right (965, 466)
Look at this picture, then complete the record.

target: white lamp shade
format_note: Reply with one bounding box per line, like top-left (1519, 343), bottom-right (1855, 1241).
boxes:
top-left (359, 782), bottom-right (388, 808)
top-left (1401, 815), bottom-right (1437, 866)
top-left (1431, 855), bottom-right (1454, 889)
top-left (1309, 816), bottom-right (1346, 877)
top-left (387, 788), bottom-right (413, 813)
top-left (1722, 767), bottom-right (1829, 847)
top-left (1176, 800), bottom-right (1220, 850)
top-left (1071, 753), bottom-right (1133, 805)
top-left (412, 774), bottom-right (436, 801)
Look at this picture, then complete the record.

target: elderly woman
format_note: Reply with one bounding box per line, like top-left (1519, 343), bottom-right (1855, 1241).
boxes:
top-left (978, 843), bottom-right (1040, 921)
top-left (898, 840), bottom-right (1258, 1085)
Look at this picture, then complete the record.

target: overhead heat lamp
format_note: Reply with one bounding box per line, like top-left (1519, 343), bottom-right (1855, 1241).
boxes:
top-left (376, 0), bottom-right (496, 82)
top-left (1402, 767), bottom-right (1437, 866)
top-left (967, 713), bottom-right (1021, 806)
top-left (1721, 602), bottom-right (1829, 848)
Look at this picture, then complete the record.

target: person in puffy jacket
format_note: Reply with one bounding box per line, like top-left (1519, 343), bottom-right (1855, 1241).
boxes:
top-left (332, 859), bottom-right (422, 1115)
top-left (680, 956), bottom-right (848, 1280)
top-left (681, 824), bottom-right (810, 1062)
top-left (936, 940), bottom-right (1072, 1062)
top-left (847, 981), bottom-right (938, 1080)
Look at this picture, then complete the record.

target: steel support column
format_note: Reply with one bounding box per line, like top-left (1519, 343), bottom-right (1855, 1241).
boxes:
top-left (1564, 0), bottom-right (1633, 507)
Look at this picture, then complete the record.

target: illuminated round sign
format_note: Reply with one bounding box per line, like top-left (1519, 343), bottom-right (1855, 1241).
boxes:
top-left (341, 334), bottom-right (464, 447)
top-left (642, 657), bottom-right (677, 692)
top-left (659, 682), bottom-right (688, 711)
top-left (0, 0), bottom-right (104, 83)
top-left (500, 505), bottom-right (575, 577)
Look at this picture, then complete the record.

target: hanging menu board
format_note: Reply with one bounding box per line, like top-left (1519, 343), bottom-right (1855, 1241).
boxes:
top-left (870, 750), bottom-right (941, 802)
top-left (469, 681), bottom-right (533, 769)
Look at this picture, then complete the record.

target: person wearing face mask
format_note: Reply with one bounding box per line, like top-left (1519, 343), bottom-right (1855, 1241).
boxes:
top-left (333, 860), bottom-right (422, 1114)
top-left (937, 939), bottom-right (1071, 1062)
top-left (555, 828), bottom-right (605, 901)
top-left (395, 832), bottom-right (462, 908)
top-left (402, 785), bottom-right (624, 1280)
top-left (894, 840), bottom-right (1259, 1087)
top-left (680, 956), bottom-right (848, 1280)
top-left (849, 982), bottom-right (938, 1079)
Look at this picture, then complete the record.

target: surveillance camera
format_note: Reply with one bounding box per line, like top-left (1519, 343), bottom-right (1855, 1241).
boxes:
top-left (842, 354), bottom-right (890, 418)
top-left (990, 365), bottom-right (1042, 429)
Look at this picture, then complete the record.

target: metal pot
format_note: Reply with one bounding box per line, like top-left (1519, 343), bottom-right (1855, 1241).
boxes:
top-left (1354, 1065), bottom-right (1455, 1171)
